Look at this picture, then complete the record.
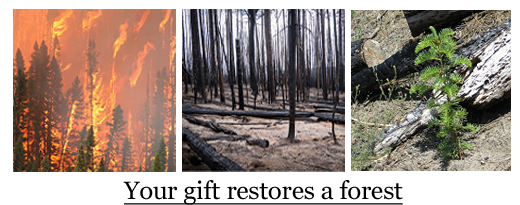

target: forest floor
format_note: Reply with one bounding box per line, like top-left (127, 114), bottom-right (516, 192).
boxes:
top-left (351, 10), bottom-right (511, 171)
top-left (182, 85), bottom-right (345, 171)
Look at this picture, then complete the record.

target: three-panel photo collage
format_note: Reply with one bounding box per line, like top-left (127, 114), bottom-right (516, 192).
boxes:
top-left (12, 9), bottom-right (510, 174)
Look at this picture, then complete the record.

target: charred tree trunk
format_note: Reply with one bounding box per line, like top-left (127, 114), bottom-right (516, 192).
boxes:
top-left (264, 9), bottom-right (276, 104)
top-left (214, 10), bottom-right (226, 103)
top-left (331, 9), bottom-right (340, 144)
top-left (236, 39), bottom-right (245, 110)
top-left (208, 9), bottom-right (217, 101)
top-left (248, 9), bottom-right (259, 109)
top-left (287, 9), bottom-right (297, 142)
top-left (227, 9), bottom-right (236, 110)
top-left (190, 10), bottom-right (206, 103)
top-left (320, 10), bottom-right (328, 100)
top-left (404, 10), bottom-right (482, 37)
top-left (182, 127), bottom-right (245, 171)
top-left (373, 19), bottom-right (511, 153)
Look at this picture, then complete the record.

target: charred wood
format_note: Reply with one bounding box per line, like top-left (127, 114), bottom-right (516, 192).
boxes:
top-left (183, 105), bottom-right (313, 119)
top-left (404, 10), bottom-right (482, 37)
top-left (183, 114), bottom-right (237, 135)
top-left (314, 113), bottom-right (345, 124)
top-left (182, 127), bottom-right (246, 171)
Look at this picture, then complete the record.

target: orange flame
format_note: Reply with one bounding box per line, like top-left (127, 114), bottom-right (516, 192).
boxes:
top-left (113, 22), bottom-right (128, 58)
top-left (52, 9), bottom-right (73, 39)
top-left (130, 42), bottom-right (155, 87)
top-left (134, 9), bottom-right (150, 33)
top-left (159, 10), bottom-right (171, 32)
top-left (82, 9), bottom-right (103, 33)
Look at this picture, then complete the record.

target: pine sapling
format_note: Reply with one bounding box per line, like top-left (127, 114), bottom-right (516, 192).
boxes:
top-left (410, 26), bottom-right (478, 159)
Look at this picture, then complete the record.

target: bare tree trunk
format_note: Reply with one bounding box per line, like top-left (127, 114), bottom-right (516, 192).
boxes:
top-left (320, 10), bottom-right (328, 100)
top-left (264, 9), bottom-right (276, 104)
top-left (214, 10), bottom-right (225, 103)
top-left (190, 10), bottom-right (205, 103)
top-left (227, 9), bottom-right (236, 110)
top-left (248, 9), bottom-right (258, 109)
top-left (301, 9), bottom-right (307, 102)
top-left (236, 39), bottom-right (244, 110)
top-left (287, 9), bottom-right (297, 142)
top-left (208, 9), bottom-right (217, 101)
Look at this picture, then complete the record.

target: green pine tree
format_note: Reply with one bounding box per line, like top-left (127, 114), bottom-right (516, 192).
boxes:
top-left (411, 26), bottom-right (478, 159)
top-left (157, 136), bottom-right (166, 171)
top-left (149, 152), bottom-right (163, 172)
top-left (74, 144), bottom-right (87, 172)
top-left (41, 156), bottom-right (51, 172)
top-left (121, 136), bottom-right (133, 172)
top-left (13, 137), bottom-right (26, 172)
top-left (84, 125), bottom-right (96, 171)
top-left (96, 158), bottom-right (105, 172)
top-left (105, 104), bottom-right (127, 171)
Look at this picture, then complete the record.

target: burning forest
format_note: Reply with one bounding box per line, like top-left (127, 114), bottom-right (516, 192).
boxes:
top-left (182, 9), bottom-right (345, 171)
top-left (13, 9), bottom-right (176, 172)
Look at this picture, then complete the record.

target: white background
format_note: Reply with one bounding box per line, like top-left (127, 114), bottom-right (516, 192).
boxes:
top-left (3, 1), bottom-right (516, 205)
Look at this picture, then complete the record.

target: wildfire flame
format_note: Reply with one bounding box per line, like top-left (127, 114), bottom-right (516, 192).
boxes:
top-left (82, 9), bottom-right (103, 33)
top-left (130, 42), bottom-right (155, 87)
top-left (134, 9), bottom-right (150, 33)
top-left (52, 9), bottom-right (73, 39)
top-left (159, 9), bottom-right (171, 32)
top-left (14, 9), bottom-right (176, 172)
top-left (113, 22), bottom-right (129, 58)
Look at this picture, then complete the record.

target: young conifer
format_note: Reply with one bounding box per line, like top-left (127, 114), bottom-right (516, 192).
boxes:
top-left (411, 26), bottom-right (478, 159)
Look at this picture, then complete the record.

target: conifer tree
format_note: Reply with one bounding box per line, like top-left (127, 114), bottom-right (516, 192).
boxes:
top-left (46, 56), bottom-right (63, 166)
top-left (27, 41), bottom-right (50, 168)
top-left (42, 156), bottom-right (51, 172)
top-left (105, 105), bottom-right (127, 171)
top-left (153, 67), bottom-right (167, 144)
top-left (121, 136), bottom-right (133, 172)
top-left (411, 26), bottom-right (478, 159)
top-left (13, 137), bottom-right (26, 172)
top-left (74, 144), bottom-right (87, 172)
top-left (84, 125), bottom-right (96, 171)
top-left (96, 158), bottom-right (105, 172)
top-left (14, 48), bottom-right (28, 144)
top-left (149, 152), bottom-right (162, 172)
top-left (157, 136), bottom-right (166, 171)
top-left (86, 39), bottom-right (99, 129)
top-left (13, 49), bottom-right (28, 171)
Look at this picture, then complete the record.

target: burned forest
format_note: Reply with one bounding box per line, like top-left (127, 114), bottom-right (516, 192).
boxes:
top-left (13, 9), bottom-right (176, 172)
top-left (182, 9), bottom-right (346, 171)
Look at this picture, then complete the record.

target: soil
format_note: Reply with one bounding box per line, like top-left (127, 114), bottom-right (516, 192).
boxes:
top-left (182, 86), bottom-right (345, 172)
top-left (351, 10), bottom-right (511, 171)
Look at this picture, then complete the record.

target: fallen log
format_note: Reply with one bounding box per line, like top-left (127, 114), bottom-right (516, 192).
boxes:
top-left (456, 19), bottom-right (511, 109)
top-left (246, 139), bottom-right (269, 148)
top-left (351, 38), bottom-right (422, 100)
top-left (183, 114), bottom-right (237, 135)
top-left (219, 98), bottom-right (285, 111)
top-left (351, 39), bottom-right (386, 76)
top-left (373, 19), bottom-right (511, 153)
top-left (203, 134), bottom-right (251, 141)
top-left (353, 19), bottom-right (511, 108)
top-left (314, 113), bottom-right (345, 124)
top-left (313, 105), bottom-right (345, 114)
top-left (183, 105), bottom-right (313, 119)
top-left (182, 127), bottom-right (246, 171)
top-left (404, 10), bottom-right (482, 37)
